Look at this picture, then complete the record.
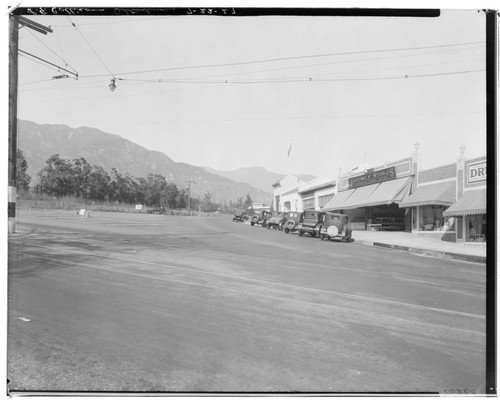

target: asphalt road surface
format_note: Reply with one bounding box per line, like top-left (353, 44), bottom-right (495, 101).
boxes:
top-left (8, 210), bottom-right (486, 394)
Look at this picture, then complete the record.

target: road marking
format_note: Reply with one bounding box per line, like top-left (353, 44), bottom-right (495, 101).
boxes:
top-left (17, 317), bottom-right (31, 322)
top-left (25, 243), bottom-right (486, 320)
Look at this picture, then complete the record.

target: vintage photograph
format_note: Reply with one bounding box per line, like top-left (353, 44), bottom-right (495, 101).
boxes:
top-left (7, 4), bottom-right (494, 395)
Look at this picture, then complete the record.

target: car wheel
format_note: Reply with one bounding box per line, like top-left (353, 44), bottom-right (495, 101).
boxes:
top-left (266, 225), bottom-right (271, 229)
top-left (284, 227), bottom-right (290, 234)
top-left (250, 221), bottom-right (254, 226)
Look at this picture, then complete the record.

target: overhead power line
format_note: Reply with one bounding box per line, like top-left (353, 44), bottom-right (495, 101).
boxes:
top-left (67, 16), bottom-right (116, 79)
top-left (25, 27), bottom-right (78, 74)
top-left (118, 68), bottom-right (485, 85)
top-left (79, 41), bottom-right (483, 79)
top-left (19, 49), bottom-right (78, 79)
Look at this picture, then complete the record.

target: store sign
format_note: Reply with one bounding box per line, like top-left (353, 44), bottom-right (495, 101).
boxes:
top-left (467, 161), bottom-right (486, 184)
top-left (348, 166), bottom-right (396, 189)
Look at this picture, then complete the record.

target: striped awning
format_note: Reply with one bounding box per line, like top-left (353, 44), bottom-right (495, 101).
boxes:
top-left (321, 189), bottom-right (355, 211)
top-left (338, 184), bottom-right (380, 210)
top-left (320, 177), bottom-right (412, 211)
top-left (443, 189), bottom-right (486, 217)
top-left (399, 181), bottom-right (456, 208)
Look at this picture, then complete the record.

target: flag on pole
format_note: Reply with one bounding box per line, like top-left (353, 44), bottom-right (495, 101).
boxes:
top-left (287, 140), bottom-right (293, 158)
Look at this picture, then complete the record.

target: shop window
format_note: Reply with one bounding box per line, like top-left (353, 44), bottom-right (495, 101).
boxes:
top-left (466, 214), bottom-right (486, 242)
top-left (302, 198), bottom-right (315, 210)
top-left (318, 194), bottom-right (334, 208)
top-left (418, 205), bottom-right (450, 231)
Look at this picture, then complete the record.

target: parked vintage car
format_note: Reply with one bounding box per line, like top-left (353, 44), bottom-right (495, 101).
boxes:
top-left (266, 211), bottom-right (286, 230)
top-left (232, 209), bottom-right (248, 222)
top-left (320, 212), bottom-right (352, 242)
top-left (297, 210), bottom-right (325, 237)
top-left (282, 211), bottom-right (303, 233)
top-left (250, 209), bottom-right (272, 227)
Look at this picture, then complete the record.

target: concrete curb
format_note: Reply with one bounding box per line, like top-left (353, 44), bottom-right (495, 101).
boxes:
top-left (354, 239), bottom-right (486, 264)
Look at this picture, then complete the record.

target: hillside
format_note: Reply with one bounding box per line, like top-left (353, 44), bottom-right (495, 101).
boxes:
top-left (203, 166), bottom-right (284, 193)
top-left (18, 120), bottom-right (272, 204)
top-left (203, 167), bottom-right (318, 193)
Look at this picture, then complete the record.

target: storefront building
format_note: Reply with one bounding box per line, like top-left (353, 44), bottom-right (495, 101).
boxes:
top-left (443, 153), bottom-right (486, 243)
top-left (272, 175), bottom-right (312, 212)
top-left (297, 178), bottom-right (336, 211)
top-left (399, 162), bottom-right (457, 239)
top-left (321, 155), bottom-right (415, 231)
top-left (271, 145), bottom-right (486, 241)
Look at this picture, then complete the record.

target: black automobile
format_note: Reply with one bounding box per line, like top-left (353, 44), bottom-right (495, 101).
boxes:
top-left (250, 209), bottom-right (272, 227)
top-left (297, 210), bottom-right (325, 237)
top-left (266, 211), bottom-right (286, 230)
top-left (232, 209), bottom-right (247, 222)
top-left (282, 211), bottom-right (303, 233)
top-left (320, 212), bottom-right (352, 242)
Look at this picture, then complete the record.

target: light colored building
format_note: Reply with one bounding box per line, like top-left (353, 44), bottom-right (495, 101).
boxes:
top-left (297, 177), bottom-right (336, 211)
top-left (272, 175), bottom-right (312, 212)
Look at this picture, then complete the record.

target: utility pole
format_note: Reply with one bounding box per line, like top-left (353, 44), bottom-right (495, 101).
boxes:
top-left (185, 180), bottom-right (195, 210)
top-left (8, 14), bottom-right (52, 233)
top-left (8, 15), bottom-right (19, 234)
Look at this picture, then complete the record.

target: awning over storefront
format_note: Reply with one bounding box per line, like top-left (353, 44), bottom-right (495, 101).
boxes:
top-left (320, 177), bottom-right (412, 211)
top-left (399, 180), bottom-right (456, 208)
top-left (443, 189), bottom-right (486, 217)
top-left (321, 189), bottom-right (354, 211)
top-left (356, 176), bottom-right (412, 208)
top-left (338, 184), bottom-right (380, 210)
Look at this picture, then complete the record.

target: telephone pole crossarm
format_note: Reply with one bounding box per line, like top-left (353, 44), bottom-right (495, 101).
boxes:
top-left (18, 16), bottom-right (53, 35)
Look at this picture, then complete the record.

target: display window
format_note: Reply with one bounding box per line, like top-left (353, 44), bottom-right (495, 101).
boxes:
top-left (466, 214), bottom-right (486, 242)
top-left (417, 205), bottom-right (454, 231)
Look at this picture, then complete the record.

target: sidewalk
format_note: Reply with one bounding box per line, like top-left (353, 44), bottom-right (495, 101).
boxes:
top-left (352, 230), bottom-right (487, 264)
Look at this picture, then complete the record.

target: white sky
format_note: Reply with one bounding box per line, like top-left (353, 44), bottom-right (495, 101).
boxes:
top-left (9, 2), bottom-right (493, 178)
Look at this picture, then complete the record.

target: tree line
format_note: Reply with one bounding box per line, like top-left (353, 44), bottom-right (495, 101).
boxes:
top-left (16, 151), bottom-right (253, 212)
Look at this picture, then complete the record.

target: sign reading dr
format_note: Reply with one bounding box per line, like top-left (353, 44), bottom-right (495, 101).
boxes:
top-left (467, 161), bottom-right (486, 184)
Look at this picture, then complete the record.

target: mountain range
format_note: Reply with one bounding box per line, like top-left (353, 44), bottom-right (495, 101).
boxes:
top-left (203, 166), bottom-right (316, 194)
top-left (17, 120), bottom-right (291, 204)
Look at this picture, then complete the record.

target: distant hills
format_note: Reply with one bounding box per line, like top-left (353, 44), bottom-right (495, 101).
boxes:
top-left (203, 166), bottom-right (284, 194)
top-left (17, 120), bottom-right (273, 204)
top-left (204, 166), bottom-right (317, 194)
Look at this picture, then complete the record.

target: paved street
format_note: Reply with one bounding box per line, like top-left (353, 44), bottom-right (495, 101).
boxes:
top-left (8, 210), bottom-right (486, 393)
